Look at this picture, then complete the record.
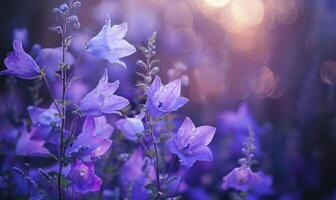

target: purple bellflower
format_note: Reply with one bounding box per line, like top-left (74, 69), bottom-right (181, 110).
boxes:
top-left (87, 16), bottom-right (136, 68)
top-left (146, 76), bottom-right (189, 118)
top-left (115, 112), bottom-right (145, 141)
top-left (79, 69), bottom-right (129, 117)
top-left (1, 40), bottom-right (40, 79)
top-left (222, 166), bottom-right (262, 192)
top-left (67, 117), bottom-right (112, 162)
top-left (68, 159), bottom-right (102, 194)
top-left (222, 128), bottom-right (267, 193)
top-left (16, 126), bottom-right (50, 156)
top-left (27, 105), bottom-right (61, 141)
top-left (167, 117), bottom-right (216, 169)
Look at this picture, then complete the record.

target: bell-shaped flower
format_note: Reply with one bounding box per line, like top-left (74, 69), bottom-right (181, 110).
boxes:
top-left (67, 117), bottom-right (112, 162)
top-left (68, 159), bottom-right (102, 194)
top-left (16, 126), bottom-right (50, 156)
top-left (146, 76), bottom-right (189, 118)
top-left (1, 40), bottom-right (40, 79)
top-left (87, 16), bottom-right (136, 68)
top-left (27, 105), bottom-right (61, 141)
top-left (221, 166), bottom-right (262, 192)
top-left (115, 112), bottom-right (145, 141)
top-left (79, 69), bottom-right (129, 117)
top-left (167, 117), bottom-right (216, 169)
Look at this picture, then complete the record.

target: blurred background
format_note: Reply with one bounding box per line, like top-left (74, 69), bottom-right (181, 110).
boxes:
top-left (1, 0), bottom-right (336, 199)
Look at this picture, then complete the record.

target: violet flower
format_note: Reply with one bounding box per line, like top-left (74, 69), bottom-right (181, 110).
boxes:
top-left (221, 166), bottom-right (262, 192)
top-left (146, 76), bottom-right (189, 118)
top-left (1, 40), bottom-right (40, 79)
top-left (67, 117), bottom-right (112, 162)
top-left (87, 16), bottom-right (136, 68)
top-left (27, 105), bottom-right (61, 141)
top-left (79, 69), bottom-right (129, 117)
top-left (68, 159), bottom-right (102, 194)
top-left (115, 112), bottom-right (145, 141)
top-left (16, 127), bottom-right (50, 156)
top-left (167, 117), bottom-right (216, 169)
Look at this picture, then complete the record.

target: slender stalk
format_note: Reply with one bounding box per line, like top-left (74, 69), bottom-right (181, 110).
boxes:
top-left (148, 115), bottom-right (161, 199)
top-left (42, 76), bottom-right (62, 115)
top-left (57, 4), bottom-right (70, 199)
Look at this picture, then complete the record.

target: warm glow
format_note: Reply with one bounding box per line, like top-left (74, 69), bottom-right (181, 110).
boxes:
top-left (204, 0), bottom-right (231, 8)
top-left (231, 0), bottom-right (264, 27)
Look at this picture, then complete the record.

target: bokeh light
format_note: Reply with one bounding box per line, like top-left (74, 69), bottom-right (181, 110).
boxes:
top-left (203, 0), bottom-right (231, 8)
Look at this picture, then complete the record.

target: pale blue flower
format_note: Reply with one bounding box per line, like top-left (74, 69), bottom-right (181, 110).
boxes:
top-left (115, 112), bottom-right (145, 141)
top-left (87, 16), bottom-right (136, 68)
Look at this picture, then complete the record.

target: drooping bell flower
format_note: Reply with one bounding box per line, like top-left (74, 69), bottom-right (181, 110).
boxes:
top-left (1, 40), bottom-right (40, 79)
top-left (67, 117), bottom-right (112, 162)
top-left (167, 117), bottom-right (216, 169)
top-left (146, 76), bottom-right (189, 118)
top-left (221, 166), bottom-right (262, 192)
top-left (16, 126), bottom-right (50, 156)
top-left (79, 69), bottom-right (129, 117)
top-left (87, 16), bottom-right (136, 68)
top-left (115, 112), bottom-right (145, 141)
top-left (27, 105), bottom-right (61, 141)
top-left (68, 159), bottom-right (102, 194)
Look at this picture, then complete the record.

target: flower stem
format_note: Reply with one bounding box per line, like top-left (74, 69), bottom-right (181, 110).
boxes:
top-left (148, 115), bottom-right (161, 199)
top-left (57, 4), bottom-right (71, 198)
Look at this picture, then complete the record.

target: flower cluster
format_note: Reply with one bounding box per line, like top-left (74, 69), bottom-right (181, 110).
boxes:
top-left (0, 1), bottom-right (277, 199)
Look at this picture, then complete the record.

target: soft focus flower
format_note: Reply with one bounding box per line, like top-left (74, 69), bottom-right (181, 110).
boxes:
top-left (87, 16), bottom-right (136, 68)
top-left (27, 105), bottom-right (61, 141)
top-left (79, 69), bottom-right (129, 116)
top-left (221, 166), bottom-right (262, 192)
top-left (146, 76), bottom-right (189, 118)
top-left (67, 117), bottom-right (112, 161)
top-left (167, 117), bottom-right (216, 169)
top-left (115, 112), bottom-right (145, 141)
top-left (120, 148), bottom-right (154, 199)
top-left (35, 48), bottom-right (75, 81)
top-left (0, 40), bottom-right (40, 79)
top-left (68, 159), bottom-right (102, 194)
top-left (16, 127), bottom-right (50, 156)
top-left (218, 102), bottom-right (258, 134)
top-left (13, 28), bottom-right (28, 47)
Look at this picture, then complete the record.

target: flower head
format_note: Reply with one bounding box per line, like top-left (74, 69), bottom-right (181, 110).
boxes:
top-left (79, 69), bottom-right (129, 117)
top-left (1, 40), bottom-right (40, 79)
top-left (167, 117), bottom-right (216, 169)
top-left (221, 166), bottom-right (262, 192)
top-left (67, 117), bottom-right (113, 162)
top-left (87, 16), bottom-right (136, 68)
top-left (115, 113), bottom-right (145, 141)
top-left (146, 76), bottom-right (189, 118)
top-left (68, 159), bottom-right (102, 194)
